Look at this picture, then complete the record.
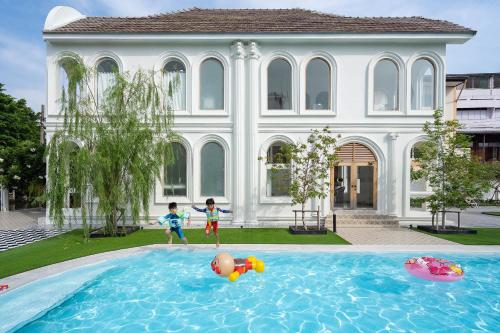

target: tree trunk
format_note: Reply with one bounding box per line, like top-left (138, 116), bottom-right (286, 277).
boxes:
top-left (301, 202), bottom-right (307, 230)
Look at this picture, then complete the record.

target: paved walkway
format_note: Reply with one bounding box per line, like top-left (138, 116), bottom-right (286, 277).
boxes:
top-left (336, 226), bottom-right (457, 245)
top-left (446, 206), bottom-right (500, 227)
top-left (0, 209), bottom-right (45, 230)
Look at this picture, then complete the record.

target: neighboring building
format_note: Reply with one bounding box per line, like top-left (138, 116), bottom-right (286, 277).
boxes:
top-left (43, 6), bottom-right (475, 225)
top-left (447, 73), bottom-right (500, 162)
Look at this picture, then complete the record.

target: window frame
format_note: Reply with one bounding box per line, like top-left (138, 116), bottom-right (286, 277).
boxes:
top-left (265, 141), bottom-right (291, 197)
top-left (259, 136), bottom-right (293, 204)
top-left (261, 52), bottom-right (298, 116)
top-left (407, 53), bottom-right (443, 116)
top-left (95, 56), bottom-right (120, 108)
top-left (162, 57), bottom-right (188, 113)
top-left (194, 53), bottom-right (229, 116)
top-left (301, 53), bottom-right (337, 115)
top-left (154, 138), bottom-right (192, 205)
top-left (163, 142), bottom-right (188, 197)
top-left (367, 52), bottom-right (405, 116)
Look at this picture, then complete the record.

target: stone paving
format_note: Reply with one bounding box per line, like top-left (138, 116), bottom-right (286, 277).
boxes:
top-left (0, 209), bottom-right (45, 230)
top-left (446, 206), bottom-right (500, 227)
top-left (335, 226), bottom-right (457, 245)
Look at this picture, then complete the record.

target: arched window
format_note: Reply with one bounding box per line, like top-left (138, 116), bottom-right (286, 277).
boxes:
top-left (268, 58), bottom-right (292, 110)
top-left (59, 57), bottom-right (81, 103)
top-left (374, 59), bottom-right (399, 111)
top-left (164, 60), bottom-right (186, 111)
top-left (201, 142), bottom-right (224, 196)
top-left (200, 58), bottom-right (224, 110)
top-left (266, 141), bottom-right (290, 196)
top-left (306, 58), bottom-right (330, 110)
top-left (164, 142), bottom-right (187, 196)
top-left (97, 58), bottom-right (118, 106)
top-left (411, 59), bottom-right (435, 110)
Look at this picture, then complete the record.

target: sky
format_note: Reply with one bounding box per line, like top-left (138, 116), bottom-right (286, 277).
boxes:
top-left (0, 0), bottom-right (499, 111)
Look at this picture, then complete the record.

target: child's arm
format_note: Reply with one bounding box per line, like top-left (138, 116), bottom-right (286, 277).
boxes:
top-left (191, 205), bottom-right (206, 213)
top-left (179, 211), bottom-right (191, 227)
top-left (217, 207), bottom-right (232, 214)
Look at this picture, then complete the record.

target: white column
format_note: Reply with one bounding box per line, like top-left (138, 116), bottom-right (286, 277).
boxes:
top-left (0, 186), bottom-right (9, 211)
top-left (245, 41), bottom-right (260, 224)
top-left (388, 132), bottom-right (399, 215)
top-left (231, 41), bottom-right (246, 224)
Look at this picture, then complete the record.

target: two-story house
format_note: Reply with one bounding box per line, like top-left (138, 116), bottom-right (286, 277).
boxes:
top-left (43, 6), bottom-right (475, 226)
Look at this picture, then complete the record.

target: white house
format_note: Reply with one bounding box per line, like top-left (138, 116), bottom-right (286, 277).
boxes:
top-left (43, 6), bottom-right (475, 226)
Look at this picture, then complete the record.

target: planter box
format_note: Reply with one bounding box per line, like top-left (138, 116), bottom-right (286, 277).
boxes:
top-left (417, 225), bottom-right (477, 234)
top-left (89, 225), bottom-right (142, 238)
top-left (289, 225), bottom-right (328, 235)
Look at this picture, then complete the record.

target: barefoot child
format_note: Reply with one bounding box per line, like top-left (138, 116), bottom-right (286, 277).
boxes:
top-left (192, 198), bottom-right (232, 247)
top-left (158, 202), bottom-right (191, 245)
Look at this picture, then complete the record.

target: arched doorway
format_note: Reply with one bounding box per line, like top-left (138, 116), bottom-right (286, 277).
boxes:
top-left (331, 143), bottom-right (377, 209)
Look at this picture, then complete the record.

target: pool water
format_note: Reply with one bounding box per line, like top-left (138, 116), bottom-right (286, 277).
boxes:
top-left (13, 250), bottom-right (500, 332)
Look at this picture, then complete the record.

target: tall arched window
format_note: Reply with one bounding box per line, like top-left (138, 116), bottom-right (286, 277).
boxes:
top-left (164, 142), bottom-right (187, 196)
top-left (306, 58), bottom-right (330, 110)
top-left (201, 142), bottom-right (224, 196)
top-left (268, 58), bottom-right (292, 110)
top-left (97, 58), bottom-right (118, 106)
top-left (411, 59), bottom-right (435, 110)
top-left (164, 60), bottom-right (186, 111)
top-left (59, 57), bottom-right (80, 103)
top-left (266, 142), bottom-right (290, 196)
top-left (200, 58), bottom-right (224, 110)
top-left (374, 59), bottom-right (399, 111)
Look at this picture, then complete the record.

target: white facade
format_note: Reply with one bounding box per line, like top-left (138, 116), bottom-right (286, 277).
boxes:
top-left (43, 7), bottom-right (474, 225)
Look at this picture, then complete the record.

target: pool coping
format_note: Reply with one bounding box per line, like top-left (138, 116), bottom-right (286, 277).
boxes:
top-left (1, 244), bottom-right (499, 293)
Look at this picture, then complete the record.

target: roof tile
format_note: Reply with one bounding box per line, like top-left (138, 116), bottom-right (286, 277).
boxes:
top-left (46, 8), bottom-right (475, 34)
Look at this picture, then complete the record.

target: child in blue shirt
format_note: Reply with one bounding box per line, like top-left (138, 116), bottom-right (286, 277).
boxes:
top-left (158, 202), bottom-right (191, 245)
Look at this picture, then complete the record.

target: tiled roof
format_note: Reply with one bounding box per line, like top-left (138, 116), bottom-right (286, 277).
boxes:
top-left (45, 8), bottom-right (475, 34)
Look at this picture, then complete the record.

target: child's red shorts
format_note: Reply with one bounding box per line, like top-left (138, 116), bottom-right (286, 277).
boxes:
top-left (205, 221), bottom-right (219, 235)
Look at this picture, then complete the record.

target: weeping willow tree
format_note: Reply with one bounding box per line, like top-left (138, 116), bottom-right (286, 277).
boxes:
top-left (47, 57), bottom-right (178, 237)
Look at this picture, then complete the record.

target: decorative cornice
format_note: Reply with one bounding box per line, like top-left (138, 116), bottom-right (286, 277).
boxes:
top-left (246, 41), bottom-right (261, 60)
top-left (389, 132), bottom-right (400, 140)
top-left (231, 41), bottom-right (245, 60)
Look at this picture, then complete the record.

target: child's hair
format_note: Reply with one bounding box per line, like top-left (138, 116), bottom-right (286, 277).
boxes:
top-left (168, 202), bottom-right (177, 210)
top-left (205, 198), bottom-right (215, 205)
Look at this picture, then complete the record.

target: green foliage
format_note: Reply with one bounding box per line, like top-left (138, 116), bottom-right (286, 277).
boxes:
top-left (47, 57), bottom-right (176, 237)
top-left (412, 110), bottom-right (497, 217)
top-left (269, 127), bottom-right (339, 228)
top-left (0, 83), bottom-right (45, 204)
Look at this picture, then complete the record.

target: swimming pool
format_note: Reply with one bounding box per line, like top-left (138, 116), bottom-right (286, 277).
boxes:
top-left (4, 250), bottom-right (500, 332)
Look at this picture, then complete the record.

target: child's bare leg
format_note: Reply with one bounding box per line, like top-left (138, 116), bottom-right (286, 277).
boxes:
top-left (215, 233), bottom-right (220, 248)
top-left (182, 237), bottom-right (188, 245)
top-left (165, 229), bottom-right (172, 245)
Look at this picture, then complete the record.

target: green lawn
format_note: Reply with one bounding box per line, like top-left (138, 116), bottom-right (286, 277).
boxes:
top-left (418, 228), bottom-right (500, 245)
top-left (481, 212), bottom-right (500, 216)
top-left (0, 228), bottom-right (348, 278)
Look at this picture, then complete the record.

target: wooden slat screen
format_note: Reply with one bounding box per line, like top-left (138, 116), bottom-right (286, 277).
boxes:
top-left (337, 143), bottom-right (376, 163)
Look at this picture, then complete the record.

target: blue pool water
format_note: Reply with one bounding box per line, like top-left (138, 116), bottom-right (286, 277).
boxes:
top-left (11, 250), bottom-right (500, 332)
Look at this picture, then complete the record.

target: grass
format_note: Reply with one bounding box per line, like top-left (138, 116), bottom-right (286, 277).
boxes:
top-left (417, 228), bottom-right (500, 245)
top-left (481, 212), bottom-right (500, 216)
top-left (0, 228), bottom-right (349, 278)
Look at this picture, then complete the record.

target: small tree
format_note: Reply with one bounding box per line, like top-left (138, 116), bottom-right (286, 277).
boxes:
top-left (411, 110), bottom-right (496, 229)
top-left (270, 128), bottom-right (338, 230)
top-left (47, 57), bottom-right (177, 237)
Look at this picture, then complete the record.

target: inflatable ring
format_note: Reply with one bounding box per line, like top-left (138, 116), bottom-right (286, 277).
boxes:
top-left (405, 257), bottom-right (464, 282)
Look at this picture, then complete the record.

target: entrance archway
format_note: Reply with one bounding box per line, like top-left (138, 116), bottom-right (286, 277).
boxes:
top-left (331, 143), bottom-right (378, 209)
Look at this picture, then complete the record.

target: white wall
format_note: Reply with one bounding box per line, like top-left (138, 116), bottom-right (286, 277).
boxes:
top-left (45, 38), bottom-right (447, 225)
